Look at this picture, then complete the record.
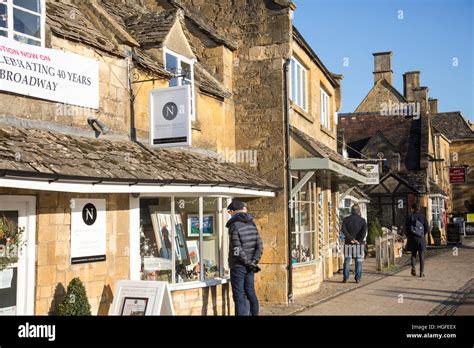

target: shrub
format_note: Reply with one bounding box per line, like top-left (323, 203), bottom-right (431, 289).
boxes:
top-left (367, 217), bottom-right (383, 245)
top-left (57, 277), bottom-right (92, 316)
top-left (431, 224), bottom-right (441, 239)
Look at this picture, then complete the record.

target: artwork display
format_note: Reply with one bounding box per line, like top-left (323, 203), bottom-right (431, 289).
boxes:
top-left (151, 212), bottom-right (190, 266)
top-left (187, 214), bottom-right (215, 237)
top-left (186, 241), bottom-right (200, 266)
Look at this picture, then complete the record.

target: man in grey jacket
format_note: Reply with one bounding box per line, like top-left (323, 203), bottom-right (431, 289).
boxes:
top-left (341, 204), bottom-right (367, 283)
top-left (226, 200), bottom-right (263, 316)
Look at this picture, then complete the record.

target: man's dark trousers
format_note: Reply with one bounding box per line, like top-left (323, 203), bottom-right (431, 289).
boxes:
top-left (230, 265), bottom-right (259, 316)
top-left (411, 250), bottom-right (425, 273)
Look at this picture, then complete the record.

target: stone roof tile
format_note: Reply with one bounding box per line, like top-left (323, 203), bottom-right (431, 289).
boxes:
top-left (0, 125), bottom-right (275, 191)
top-left (432, 112), bottom-right (474, 141)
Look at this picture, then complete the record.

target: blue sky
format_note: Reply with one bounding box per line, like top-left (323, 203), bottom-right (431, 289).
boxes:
top-left (293, 0), bottom-right (474, 121)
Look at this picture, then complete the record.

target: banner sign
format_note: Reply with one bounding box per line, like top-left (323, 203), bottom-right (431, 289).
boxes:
top-left (357, 161), bottom-right (380, 185)
top-left (449, 167), bottom-right (467, 184)
top-left (0, 37), bottom-right (99, 109)
top-left (71, 199), bottom-right (106, 264)
top-left (149, 85), bottom-right (191, 148)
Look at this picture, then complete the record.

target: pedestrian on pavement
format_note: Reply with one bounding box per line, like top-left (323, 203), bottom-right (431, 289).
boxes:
top-left (406, 203), bottom-right (429, 277)
top-left (226, 200), bottom-right (263, 316)
top-left (341, 204), bottom-right (367, 283)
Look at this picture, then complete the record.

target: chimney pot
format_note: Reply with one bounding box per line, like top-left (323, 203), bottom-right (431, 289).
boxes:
top-left (429, 98), bottom-right (438, 114)
top-left (373, 51), bottom-right (393, 84)
top-left (403, 71), bottom-right (420, 102)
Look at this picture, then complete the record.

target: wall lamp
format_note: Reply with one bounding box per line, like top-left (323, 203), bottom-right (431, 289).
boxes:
top-left (87, 117), bottom-right (110, 135)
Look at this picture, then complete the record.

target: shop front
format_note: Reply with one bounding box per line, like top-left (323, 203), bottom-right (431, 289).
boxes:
top-left (0, 125), bottom-right (275, 316)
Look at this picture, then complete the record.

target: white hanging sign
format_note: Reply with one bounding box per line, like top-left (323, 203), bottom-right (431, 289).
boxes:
top-left (149, 85), bottom-right (191, 148)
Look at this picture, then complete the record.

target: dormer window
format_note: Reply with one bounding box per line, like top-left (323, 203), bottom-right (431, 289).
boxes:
top-left (164, 48), bottom-right (196, 120)
top-left (0, 0), bottom-right (45, 47)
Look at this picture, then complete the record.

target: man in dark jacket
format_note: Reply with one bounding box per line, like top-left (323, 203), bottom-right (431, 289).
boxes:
top-left (226, 200), bottom-right (263, 316)
top-left (341, 204), bottom-right (367, 283)
top-left (406, 203), bottom-right (429, 277)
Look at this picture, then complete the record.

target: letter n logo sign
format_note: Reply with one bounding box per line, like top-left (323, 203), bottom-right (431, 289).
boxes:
top-left (82, 203), bottom-right (97, 226)
top-left (162, 102), bottom-right (178, 121)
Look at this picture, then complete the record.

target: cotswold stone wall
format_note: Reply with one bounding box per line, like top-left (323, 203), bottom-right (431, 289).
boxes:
top-left (175, 0), bottom-right (293, 304)
top-left (292, 262), bottom-right (322, 298)
top-left (171, 284), bottom-right (234, 315)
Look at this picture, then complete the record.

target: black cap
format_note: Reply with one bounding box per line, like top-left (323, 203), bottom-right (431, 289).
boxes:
top-left (227, 200), bottom-right (246, 211)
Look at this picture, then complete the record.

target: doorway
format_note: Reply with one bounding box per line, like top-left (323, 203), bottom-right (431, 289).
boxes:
top-left (0, 196), bottom-right (36, 315)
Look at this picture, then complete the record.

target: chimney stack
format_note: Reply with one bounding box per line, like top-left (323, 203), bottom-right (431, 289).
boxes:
top-left (403, 71), bottom-right (420, 102)
top-left (429, 98), bottom-right (438, 114)
top-left (373, 51), bottom-right (393, 84)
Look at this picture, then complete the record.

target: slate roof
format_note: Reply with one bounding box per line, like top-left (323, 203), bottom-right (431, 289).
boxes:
top-left (124, 9), bottom-right (178, 48)
top-left (432, 112), bottom-right (474, 141)
top-left (0, 126), bottom-right (276, 191)
top-left (46, 1), bottom-right (120, 56)
top-left (338, 114), bottom-right (421, 171)
top-left (290, 126), bottom-right (366, 176)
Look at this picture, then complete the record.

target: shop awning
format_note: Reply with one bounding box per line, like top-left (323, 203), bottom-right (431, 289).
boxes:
top-left (290, 126), bottom-right (367, 185)
top-left (0, 125), bottom-right (276, 197)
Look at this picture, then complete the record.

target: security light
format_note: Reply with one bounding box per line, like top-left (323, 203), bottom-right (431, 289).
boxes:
top-left (87, 117), bottom-right (109, 135)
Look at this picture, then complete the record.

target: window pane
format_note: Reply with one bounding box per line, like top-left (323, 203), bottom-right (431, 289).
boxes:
top-left (140, 198), bottom-right (172, 282)
top-left (165, 52), bottom-right (178, 74)
top-left (14, 9), bottom-right (40, 38)
top-left (174, 197), bottom-right (199, 283)
top-left (0, 30), bottom-right (6, 37)
top-left (180, 61), bottom-right (191, 80)
top-left (203, 198), bottom-right (219, 279)
top-left (296, 64), bottom-right (301, 106)
top-left (14, 0), bottom-right (41, 13)
top-left (0, 211), bottom-right (19, 315)
top-left (0, 4), bottom-right (6, 28)
top-left (13, 34), bottom-right (40, 46)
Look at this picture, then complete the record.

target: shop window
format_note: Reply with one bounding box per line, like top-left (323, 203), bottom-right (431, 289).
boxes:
top-left (318, 190), bottom-right (325, 258)
top-left (431, 197), bottom-right (442, 228)
top-left (290, 56), bottom-right (308, 111)
top-left (320, 88), bottom-right (331, 129)
top-left (140, 196), bottom-right (227, 285)
top-left (164, 48), bottom-right (196, 120)
top-left (0, 0), bottom-right (44, 46)
top-left (291, 180), bottom-right (317, 264)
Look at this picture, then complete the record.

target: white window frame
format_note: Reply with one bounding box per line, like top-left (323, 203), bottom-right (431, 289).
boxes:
top-left (290, 56), bottom-right (308, 112)
top-left (0, 0), bottom-right (45, 47)
top-left (163, 47), bottom-right (196, 121)
top-left (130, 193), bottom-right (231, 290)
top-left (320, 88), bottom-right (331, 129)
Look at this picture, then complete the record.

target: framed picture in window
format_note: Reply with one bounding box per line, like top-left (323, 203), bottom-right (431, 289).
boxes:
top-left (186, 240), bottom-right (200, 266)
top-left (187, 214), bottom-right (215, 237)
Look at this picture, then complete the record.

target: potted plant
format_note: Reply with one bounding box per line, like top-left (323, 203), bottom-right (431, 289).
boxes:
top-left (0, 215), bottom-right (26, 271)
top-left (431, 223), bottom-right (441, 246)
top-left (366, 217), bottom-right (383, 257)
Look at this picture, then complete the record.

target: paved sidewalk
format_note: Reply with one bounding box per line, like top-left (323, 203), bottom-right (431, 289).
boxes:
top-left (261, 239), bottom-right (473, 316)
top-left (299, 239), bottom-right (474, 315)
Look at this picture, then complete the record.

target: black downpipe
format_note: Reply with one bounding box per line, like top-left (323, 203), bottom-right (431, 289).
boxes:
top-left (283, 58), bottom-right (293, 304)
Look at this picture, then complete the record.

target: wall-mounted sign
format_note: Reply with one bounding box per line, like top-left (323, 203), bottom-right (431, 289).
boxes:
top-left (109, 280), bottom-right (174, 316)
top-left (357, 161), bottom-right (379, 185)
top-left (449, 167), bottom-right (467, 184)
top-left (149, 85), bottom-right (191, 148)
top-left (71, 199), bottom-right (106, 264)
top-left (0, 37), bottom-right (99, 109)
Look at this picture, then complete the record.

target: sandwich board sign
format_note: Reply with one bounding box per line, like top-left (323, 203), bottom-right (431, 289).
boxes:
top-left (109, 280), bottom-right (175, 316)
top-left (149, 85), bottom-right (191, 148)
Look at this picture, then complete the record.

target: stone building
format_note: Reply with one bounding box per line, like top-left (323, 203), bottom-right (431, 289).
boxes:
top-left (0, 0), bottom-right (366, 315)
top-left (432, 112), bottom-right (474, 216)
top-left (339, 52), bottom-right (452, 241)
top-left (0, 0), bottom-right (277, 315)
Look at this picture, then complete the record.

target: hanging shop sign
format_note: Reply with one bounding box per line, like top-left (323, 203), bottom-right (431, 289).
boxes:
top-left (70, 199), bottom-right (106, 264)
top-left (109, 280), bottom-right (175, 316)
top-left (357, 161), bottom-right (379, 185)
top-left (0, 37), bottom-right (99, 109)
top-left (149, 85), bottom-right (191, 148)
top-left (449, 167), bottom-right (467, 184)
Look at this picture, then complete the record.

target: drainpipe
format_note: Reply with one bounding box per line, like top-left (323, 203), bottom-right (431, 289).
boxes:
top-left (283, 58), bottom-right (293, 304)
